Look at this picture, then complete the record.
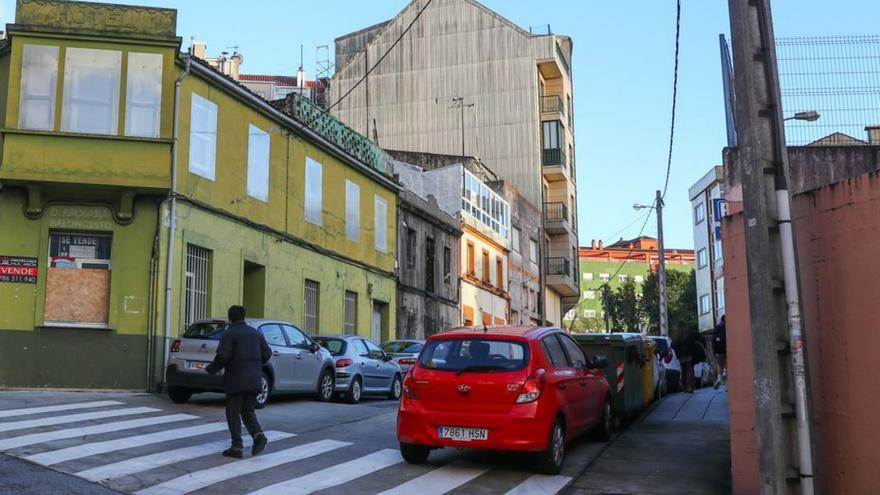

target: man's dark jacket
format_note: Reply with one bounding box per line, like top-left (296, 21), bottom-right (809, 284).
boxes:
top-left (206, 321), bottom-right (271, 394)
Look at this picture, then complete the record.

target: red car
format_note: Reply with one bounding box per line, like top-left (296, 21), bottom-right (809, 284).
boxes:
top-left (397, 326), bottom-right (613, 474)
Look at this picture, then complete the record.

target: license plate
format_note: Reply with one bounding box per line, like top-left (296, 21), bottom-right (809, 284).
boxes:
top-left (186, 361), bottom-right (209, 370)
top-left (438, 426), bottom-right (488, 441)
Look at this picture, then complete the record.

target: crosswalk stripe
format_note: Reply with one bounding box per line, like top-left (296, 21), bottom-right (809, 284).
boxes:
top-left (376, 460), bottom-right (490, 495)
top-left (504, 474), bottom-right (572, 495)
top-left (0, 401), bottom-right (124, 419)
top-left (76, 430), bottom-right (296, 482)
top-left (134, 439), bottom-right (351, 495)
top-left (0, 414), bottom-right (198, 451)
top-left (247, 448), bottom-right (402, 495)
top-left (0, 407), bottom-right (160, 433)
top-left (25, 422), bottom-right (229, 466)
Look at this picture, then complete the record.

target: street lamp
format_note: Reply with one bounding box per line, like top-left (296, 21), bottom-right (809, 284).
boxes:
top-left (784, 110), bottom-right (820, 122)
top-left (633, 192), bottom-right (668, 337)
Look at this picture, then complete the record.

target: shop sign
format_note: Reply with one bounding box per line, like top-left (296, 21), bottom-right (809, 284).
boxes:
top-left (0, 256), bottom-right (38, 284)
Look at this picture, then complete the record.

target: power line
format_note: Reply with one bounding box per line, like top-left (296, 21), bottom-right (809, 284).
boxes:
top-left (601, 205), bottom-right (655, 287)
top-left (308, 0), bottom-right (434, 126)
top-left (600, 210), bottom-right (652, 245)
top-left (661, 0), bottom-right (682, 200)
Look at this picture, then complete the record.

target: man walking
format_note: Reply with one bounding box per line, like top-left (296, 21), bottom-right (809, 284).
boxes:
top-left (712, 315), bottom-right (727, 389)
top-left (206, 305), bottom-right (271, 459)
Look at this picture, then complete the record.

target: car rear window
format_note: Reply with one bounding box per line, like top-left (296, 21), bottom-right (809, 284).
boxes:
top-left (182, 322), bottom-right (229, 340)
top-left (418, 338), bottom-right (528, 372)
top-left (314, 337), bottom-right (346, 356)
top-left (381, 341), bottom-right (423, 354)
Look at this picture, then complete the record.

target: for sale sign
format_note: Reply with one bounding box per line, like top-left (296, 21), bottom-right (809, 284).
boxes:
top-left (0, 256), bottom-right (39, 284)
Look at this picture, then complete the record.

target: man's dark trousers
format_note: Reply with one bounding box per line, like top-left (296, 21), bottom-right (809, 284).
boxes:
top-left (226, 393), bottom-right (262, 449)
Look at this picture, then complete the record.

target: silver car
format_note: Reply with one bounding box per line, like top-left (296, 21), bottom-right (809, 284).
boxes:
top-left (313, 335), bottom-right (403, 404)
top-left (166, 318), bottom-right (336, 408)
top-left (380, 339), bottom-right (424, 372)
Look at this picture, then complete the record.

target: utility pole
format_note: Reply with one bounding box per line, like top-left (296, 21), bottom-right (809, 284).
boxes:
top-left (656, 190), bottom-right (668, 337)
top-left (728, 1), bottom-right (815, 494)
top-left (450, 97), bottom-right (475, 156)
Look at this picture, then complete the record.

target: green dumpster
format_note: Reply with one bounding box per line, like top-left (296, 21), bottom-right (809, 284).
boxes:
top-left (573, 333), bottom-right (646, 420)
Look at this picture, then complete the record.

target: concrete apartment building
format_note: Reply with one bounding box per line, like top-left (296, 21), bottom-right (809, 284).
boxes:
top-left (331, 0), bottom-right (579, 324)
top-left (689, 166), bottom-right (725, 333)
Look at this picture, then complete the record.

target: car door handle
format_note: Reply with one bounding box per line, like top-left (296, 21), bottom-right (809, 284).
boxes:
top-left (272, 351), bottom-right (280, 356)
top-left (295, 354), bottom-right (303, 360)
top-left (558, 383), bottom-right (567, 390)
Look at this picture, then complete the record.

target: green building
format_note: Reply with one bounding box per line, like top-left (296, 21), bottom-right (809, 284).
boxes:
top-left (567, 237), bottom-right (694, 331)
top-left (0, 0), bottom-right (398, 390)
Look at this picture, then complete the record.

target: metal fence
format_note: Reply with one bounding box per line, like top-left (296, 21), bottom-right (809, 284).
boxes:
top-left (721, 34), bottom-right (880, 146)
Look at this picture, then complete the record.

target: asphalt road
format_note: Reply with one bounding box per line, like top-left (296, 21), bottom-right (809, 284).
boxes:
top-left (0, 390), bottom-right (608, 495)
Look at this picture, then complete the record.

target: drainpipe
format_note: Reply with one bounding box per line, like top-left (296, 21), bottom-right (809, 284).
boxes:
top-left (162, 55), bottom-right (191, 389)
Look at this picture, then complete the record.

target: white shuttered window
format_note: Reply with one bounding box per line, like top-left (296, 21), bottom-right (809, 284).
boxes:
top-left (125, 52), bottom-right (163, 138)
top-left (19, 45), bottom-right (58, 131)
top-left (62, 48), bottom-right (121, 135)
top-left (345, 180), bottom-right (360, 241)
top-left (247, 124), bottom-right (270, 201)
top-left (374, 195), bottom-right (387, 253)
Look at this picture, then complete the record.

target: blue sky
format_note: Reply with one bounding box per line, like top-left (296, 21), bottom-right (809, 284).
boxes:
top-left (3, 0), bottom-right (878, 248)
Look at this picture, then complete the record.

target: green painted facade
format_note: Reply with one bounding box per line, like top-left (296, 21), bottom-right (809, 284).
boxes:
top-left (0, 0), bottom-right (397, 390)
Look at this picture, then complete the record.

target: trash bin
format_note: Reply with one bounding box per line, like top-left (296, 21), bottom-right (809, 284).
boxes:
top-left (641, 337), bottom-right (657, 405)
top-left (573, 333), bottom-right (645, 420)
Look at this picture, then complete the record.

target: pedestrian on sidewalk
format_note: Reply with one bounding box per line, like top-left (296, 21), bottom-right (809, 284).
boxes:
top-left (206, 305), bottom-right (271, 459)
top-left (673, 324), bottom-right (699, 393)
top-left (712, 315), bottom-right (727, 389)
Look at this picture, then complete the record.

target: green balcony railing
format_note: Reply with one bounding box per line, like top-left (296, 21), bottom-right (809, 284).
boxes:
top-left (542, 148), bottom-right (566, 167)
top-left (543, 202), bottom-right (569, 223)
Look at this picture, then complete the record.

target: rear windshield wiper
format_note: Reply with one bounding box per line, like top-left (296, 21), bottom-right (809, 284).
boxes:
top-left (455, 365), bottom-right (506, 376)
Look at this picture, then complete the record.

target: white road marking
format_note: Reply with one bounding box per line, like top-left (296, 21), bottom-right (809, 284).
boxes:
top-left (26, 422), bottom-right (229, 465)
top-left (0, 407), bottom-right (161, 433)
top-left (376, 460), bottom-right (490, 495)
top-left (505, 474), bottom-right (572, 495)
top-left (0, 401), bottom-right (124, 419)
top-left (76, 430), bottom-right (295, 482)
top-left (247, 448), bottom-right (402, 495)
top-left (0, 414), bottom-right (198, 450)
top-left (134, 439), bottom-right (350, 495)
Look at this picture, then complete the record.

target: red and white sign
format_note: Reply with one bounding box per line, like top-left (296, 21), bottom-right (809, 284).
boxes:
top-left (0, 256), bottom-right (38, 284)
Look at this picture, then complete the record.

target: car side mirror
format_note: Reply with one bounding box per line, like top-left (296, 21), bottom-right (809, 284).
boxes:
top-left (382, 353), bottom-right (394, 362)
top-left (591, 356), bottom-right (609, 370)
top-left (309, 342), bottom-right (321, 353)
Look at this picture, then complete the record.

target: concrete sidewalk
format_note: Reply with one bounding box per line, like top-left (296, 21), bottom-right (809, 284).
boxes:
top-left (567, 388), bottom-right (731, 495)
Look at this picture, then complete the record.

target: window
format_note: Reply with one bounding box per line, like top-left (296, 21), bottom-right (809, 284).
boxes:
top-left (443, 246), bottom-right (452, 284)
top-left (305, 157), bottom-right (323, 225)
top-left (189, 93), bottom-right (217, 180)
top-left (694, 202), bottom-right (706, 224)
top-left (599, 273), bottom-right (610, 282)
top-left (460, 170), bottom-right (510, 238)
top-left (482, 250), bottom-right (490, 283)
top-left (62, 48), bottom-right (121, 135)
top-left (542, 120), bottom-right (562, 150)
top-left (619, 274), bottom-right (628, 283)
top-left (282, 324), bottom-right (309, 349)
top-left (583, 272), bottom-right (593, 281)
top-left (45, 232), bottom-right (113, 327)
top-left (529, 238), bottom-right (539, 265)
top-left (19, 44), bottom-right (58, 131)
top-left (184, 244), bottom-right (211, 327)
top-left (567, 94), bottom-right (573, 128)
top-left (559, 333), bottom-right (587, 367)
top-left (374, 195), bottom-right (388, 253)
top-left (125, 52), bottom-right (163, 138)
top-left (345, 180), bottom-right (360, 241)
top-left (303, 279), bottom-right (320, 334)
top-left (418, 338), bottom-right (527, 372)
top-left (716, 278), bottom-right (726, 310)
top-left (243, 124), bottom-right (271, 201)
top-left (351, 339), bottom-right (369, 356)
top-left (344, 291), bottom-right (357, 335)
top-left (511, 226), bottom-right (521, 252)
top-left (496, 256), bottom-right (504, 289)
top-left (466, 241), bottom-right (475, 276)
top-left (541, 335), bottom-right (568, 368)
top-left (259, 324), bottom-right (287, 347)
top-left (425, 237), bottom-right (436, 293)
top-left (404, 228), bottom-right (417, 269)
top-left (363, 339), bottom-right (384, 359)
top-left (584, 290), bottom-right (596, 300)
top-left (634, 275), bottom-right (644, 283)
top-left (697, 248), bottom-right (708, 268)
top-left (699, 294), bottom-right (711, 315)
top-left (584, 309), bottom-right (597, 318)
top-left (714, 237), bottom-right (723, 260)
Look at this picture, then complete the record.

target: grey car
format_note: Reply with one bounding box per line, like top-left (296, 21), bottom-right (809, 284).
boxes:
top-left (166, 318), bottom-right (337, 408)
top-left (313, 335), bottom-right (403, 404)
top-left (380, 340), bottom-right (425, 372)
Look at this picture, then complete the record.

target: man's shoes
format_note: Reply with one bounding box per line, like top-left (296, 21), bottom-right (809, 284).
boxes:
top-left (252, 433), bottom-right (268, 456)
top-left (222, 447), bottom-right (243, 459)
top-left (714, 378), bottom-right (721, 390)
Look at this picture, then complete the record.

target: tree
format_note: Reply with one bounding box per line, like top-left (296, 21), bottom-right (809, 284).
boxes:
top-left (641, 269), bottom-right (698, 340)
top-left (598, 280), bottom-right (645, 333)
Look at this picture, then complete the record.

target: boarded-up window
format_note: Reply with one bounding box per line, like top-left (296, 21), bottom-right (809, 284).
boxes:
top-left (463, 305), bottom-right (475, 326)
top-left (482, 311), bottom-right (492, 326)
top-left (443, 246), bottom-right (452, 284)
top-left (185, 244), bottom-right (211, 327)
top-left (45, 232), bottom-right (112, 326)
top-left (494, 317), bottom-right (505, 326)
top-left (303, 279), bottom-right (320, 334)
top-left (466, 242), bottom-right (475, 276)
top-left (496, 256), bottom-right (504, 290)
top-left (482, 250), bottom-right (490, 283)
top-left (343, 290), bottom-right (357, 336)
top-left (425, 237), bottom-right (435, 293)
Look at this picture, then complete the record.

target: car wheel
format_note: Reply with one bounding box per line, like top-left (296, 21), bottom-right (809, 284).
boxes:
top-left (167, 386), bottom-right (192, 404)
top-left (594, 398), bottom-right (613, 442)
top-left (388, 374), bottom-right (402, 400)
top-left (400, 443), bottom-right (430, 464)
top-left (316, 369), bottom-right (335, 402)
top-left (254, 372), bottom-right (271, 409)
top-left (345, 377), bottom-right (362, 404)
top-left (537, 419), bottom-right (565, 474)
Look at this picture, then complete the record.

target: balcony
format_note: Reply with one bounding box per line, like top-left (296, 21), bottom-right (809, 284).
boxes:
top-left (540, 95), bottom-right (564, 123)
top-left (545, 257), bottom-right (579, 296)
top-left (542, 147), bottom-right (567, 181)
top-left (544, 202), bottom-right (571, 234)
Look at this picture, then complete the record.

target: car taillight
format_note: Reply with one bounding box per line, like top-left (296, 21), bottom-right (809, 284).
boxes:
top-left (170, 339), bottom-right (181, 353)
top-left (403, 373), bottom-right (419, 399)
top-left (398, 358), bottom-right (416, 365)
top-left (335, 358), bottom-right (353, 368)
top-left (515, 368), bottom-right (545, 404)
